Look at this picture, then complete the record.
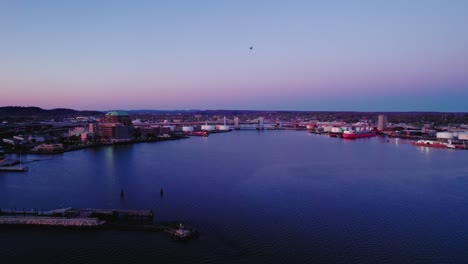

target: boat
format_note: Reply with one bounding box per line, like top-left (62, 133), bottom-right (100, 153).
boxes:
top-left (184, 131), bottom-right (208, 137)
top-left (342, 129), bottom-right (376, 139)
top-left (413, 139), bottom-right (449, 148)
top-left (170, 223), bottom-right (199, 241)
top-left (413, 139), bottom-right (464, 149)
top-left (328, 127), bottom-right (343, 138)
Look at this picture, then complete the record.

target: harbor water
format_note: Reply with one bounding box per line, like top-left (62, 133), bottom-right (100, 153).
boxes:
top-left (1, 130), bottom-right (468, 264)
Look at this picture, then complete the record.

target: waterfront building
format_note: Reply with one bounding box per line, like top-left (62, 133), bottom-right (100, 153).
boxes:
top-left (68, 127), bottom-right (86, 137)
top-left (33, 143), bottom-right (64, 152)
top-left (138, 126), bottom-right (171, 138)
top-left (88, 123), bottom-right (98, 133)
top-left (99, 123), bottom-right (132, 140)
top-left (104, 111), bottom-right (132, 126)
top-left (80, 133), bottom-right (93, 142)
top-left (378, 115), bottom-right (387, 131)
top-left (258, 116), bottom-right (264, 130)
top-left (98, 111), bottom-right (134, 140)
top-left (28, 135), bottom-right (45, 143)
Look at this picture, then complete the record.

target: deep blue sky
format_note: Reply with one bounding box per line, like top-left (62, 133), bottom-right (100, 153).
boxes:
top-left (1, 0), bottom-right (467, 111)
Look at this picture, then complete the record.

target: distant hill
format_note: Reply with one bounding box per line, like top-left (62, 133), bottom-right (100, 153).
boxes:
top-left (0, 106), bottom-right (103, 118)
top-left (126, 109), bottom-right (297, 115)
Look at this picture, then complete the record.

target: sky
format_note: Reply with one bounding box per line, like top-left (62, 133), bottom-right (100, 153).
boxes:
top-left (1, 0), bottom-right (468, 112)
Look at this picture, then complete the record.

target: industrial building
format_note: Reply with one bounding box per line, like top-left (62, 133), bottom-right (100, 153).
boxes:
top-left (138, 126), bottom-right (171, 138)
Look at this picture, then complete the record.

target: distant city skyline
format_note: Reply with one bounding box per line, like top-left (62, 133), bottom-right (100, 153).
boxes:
top-left (1, 1), bottom-right (468, 112)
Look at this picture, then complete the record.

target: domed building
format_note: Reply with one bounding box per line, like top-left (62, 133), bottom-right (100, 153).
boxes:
top-left (105, 111), bottom-right (131, 126)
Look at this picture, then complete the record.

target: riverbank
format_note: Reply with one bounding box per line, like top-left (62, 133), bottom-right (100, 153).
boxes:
top-left (4, 135), bottom-right (189, 155)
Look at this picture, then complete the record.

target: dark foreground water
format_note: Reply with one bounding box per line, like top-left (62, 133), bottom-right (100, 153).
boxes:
top-left (1, 130), bottom-right (468, 264)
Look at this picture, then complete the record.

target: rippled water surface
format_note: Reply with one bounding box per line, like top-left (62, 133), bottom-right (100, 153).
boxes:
top-left (1, 130), bottom-right (468, 263)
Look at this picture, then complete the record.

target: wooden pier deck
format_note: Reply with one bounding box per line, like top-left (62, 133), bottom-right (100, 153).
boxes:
top-left (0, 166), bottom-right (28, 172)
top-left (0, 159), bottom-right (20, 167)
top-left (0, 207), bottom-right (153, 226)
top-left (0, 216), bottom-right (105, 227)
top-left (0, 207), bottom-right (198, 240)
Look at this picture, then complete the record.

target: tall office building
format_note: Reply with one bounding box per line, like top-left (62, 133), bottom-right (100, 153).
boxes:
top-left (258, 116), bottom-right (264, 130)
top-left (99, 111), bottom-right (133, 139)
top-left (377, 115), bottom-right (387, 131)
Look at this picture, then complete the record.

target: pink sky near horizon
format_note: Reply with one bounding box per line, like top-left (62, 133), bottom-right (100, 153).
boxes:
top-left (1, 1), bottom-right (468, 111)
top-left (2, 56), bottom-right (467, 111)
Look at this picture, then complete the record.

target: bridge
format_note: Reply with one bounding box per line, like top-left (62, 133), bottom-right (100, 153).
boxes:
top-left (133, 119), bottom-right (310, 130)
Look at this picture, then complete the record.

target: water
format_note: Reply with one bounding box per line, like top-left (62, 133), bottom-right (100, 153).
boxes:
top-left (1, 130), bottom-right (468, 263)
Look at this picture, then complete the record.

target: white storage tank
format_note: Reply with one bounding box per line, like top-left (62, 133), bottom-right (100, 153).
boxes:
top-left (201, 125), bottom-right (216, 131)
top-left (217, 125), bottom-right (230, 131)
top-left (436, 132), bottom-right (453, 139)
top-left (458, 133), bottom-right (468, 140)
top-left (323, 126), bottom-right (333, 132)
top-left (163, 125), bottom-right (175, 132)
top-left (182, 126), bottom-right (194, 132)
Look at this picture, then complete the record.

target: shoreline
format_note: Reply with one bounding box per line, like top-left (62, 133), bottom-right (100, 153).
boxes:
top-left (4, 135), bottom-right (189, 155)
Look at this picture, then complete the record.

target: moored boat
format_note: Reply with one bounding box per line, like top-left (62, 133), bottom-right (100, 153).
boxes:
top-left (413, 139), bottom-right (447, 148)
top-left (413, 139), bottom-right (465, 149)
top-left (328, 127), bottom-right (343, 138)
top-left (184, 131), bottom-right (208, 137)
top-left (342, 129), bottom-right (376, 139)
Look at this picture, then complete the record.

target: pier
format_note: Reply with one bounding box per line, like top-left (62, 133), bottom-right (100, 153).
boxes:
top-left (0, 208), bottom-right (153, 227)
top-left (0, 166), bottom-right (28, 172)
top-left (0, 207), bottom-right (198, 239)
top-left (0, 156), bottom-right (28, 172)
top-left (0, 207), bottom-right (153, 219)
top-left (0, 159), bottom-right (20, 167)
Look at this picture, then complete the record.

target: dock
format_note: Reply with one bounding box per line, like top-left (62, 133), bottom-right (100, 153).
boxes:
top-left (0, 159), bottom-right (20, 167)
top-left (0, 166), bottom-right (28, 172)
top-left (0, 216), bottom-right (105, 227)
top-left (0, 207), bottom-right (152, 226)
top-left (0, 207), bottom-right (152, 219)
top-left (0, 158), bottom-right (28, 172)
top-left (0, 207), bottom-right (198, 240)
